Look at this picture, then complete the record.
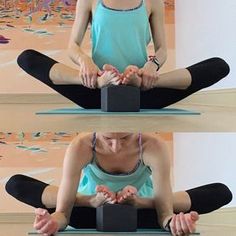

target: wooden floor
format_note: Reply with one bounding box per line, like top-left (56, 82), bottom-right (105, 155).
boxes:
top-left (0, 89), bottom-right (236, 132)
top-left (1, 222), bottom-right (236, 236)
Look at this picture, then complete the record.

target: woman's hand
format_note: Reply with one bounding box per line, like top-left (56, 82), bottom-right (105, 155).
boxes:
top-left (138, 61), bottom-right (159, 90)
top-left (169, 211), bottom-right (199, 236)
top-left (34, 208), bottom-right (59, 236)
top-left (116, 185), bottom-right (138, 205)
top-left (79, 55), bottom-right (100, 89)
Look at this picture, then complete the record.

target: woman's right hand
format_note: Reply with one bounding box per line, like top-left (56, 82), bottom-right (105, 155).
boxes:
top-left (169, 211), bottom-right (199, 236)
top-left (79, 55), bottom-right (100, 89)
top-left (34, 208), bottom-right (59, 236)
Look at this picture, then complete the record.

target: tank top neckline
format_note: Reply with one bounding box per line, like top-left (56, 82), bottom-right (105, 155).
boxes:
top-left (91, 133), bottom-right (144, 176)
top-left (100, 0), bottom-right (143, 12)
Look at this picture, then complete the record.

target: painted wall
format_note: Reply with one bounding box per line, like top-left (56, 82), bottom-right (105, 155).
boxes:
top-left (0, 132), bottom-right (173, 213)
top-left (175, 0), bottom-right (236, 90)
top-left (0, 3), bottom-right (175, 94)
top-left (173, 133), bottom-right (236, 207)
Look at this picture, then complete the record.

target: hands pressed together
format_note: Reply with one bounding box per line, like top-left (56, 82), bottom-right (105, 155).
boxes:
top-left (79, 57), bottom-right (159, 90)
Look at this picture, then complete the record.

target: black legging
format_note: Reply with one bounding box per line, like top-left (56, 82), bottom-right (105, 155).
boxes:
top-left (5, 174), bottom-right (232, 229)
top-left (17, 49), bottom-right (230, 109)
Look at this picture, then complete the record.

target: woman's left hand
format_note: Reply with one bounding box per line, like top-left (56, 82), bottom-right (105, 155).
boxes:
top-left (138, 61), bottom-right (159, 90)
top-left (169, 211), bottom-right (199, 236)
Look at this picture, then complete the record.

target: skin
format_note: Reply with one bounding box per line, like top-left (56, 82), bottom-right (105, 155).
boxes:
top-left (47, 0), bottom-right (192, 90)
top-left (33, 133), bottom-right (199, 236)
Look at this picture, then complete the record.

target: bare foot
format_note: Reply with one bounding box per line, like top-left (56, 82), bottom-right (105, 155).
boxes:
top-left (117, 185), bottom-right (138, 205)
top-left (89, 185), bottom-right (116, 207)
top-left (103, 64), bottom-right (120, 75)
top-left (97, 71), bottom-right (120, 88)
top-left (122, 65), bottom-right (142, 87)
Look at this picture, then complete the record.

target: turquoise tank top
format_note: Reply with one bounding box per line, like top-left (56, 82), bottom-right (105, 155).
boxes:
top-left (78, 133), bottom-right (154, 197)
top-left (91, 0), bottom-right (151, 73)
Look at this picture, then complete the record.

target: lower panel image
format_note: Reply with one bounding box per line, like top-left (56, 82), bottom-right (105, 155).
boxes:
top-left (0, 132), bottom-right (235, 235)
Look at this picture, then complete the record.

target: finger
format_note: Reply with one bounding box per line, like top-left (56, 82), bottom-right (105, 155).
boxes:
top-left (35, 208), bottom-right (47, 216)
top-left (138, 68), bottom-right (143, 76)
top-left (91, 74), bottom-right (97, 89)
top-left (39, 220), bottom-right (53, 234)
top-left (80, 67), bottom-right (86, 86)
top-left (84, 69), bottom-right (90, 88)
top-left (170, 215), bottom-right (177, 236)
top-left (147, 76), bottom-right (153, 89)
top-left (42, 220), bottom-right (58, 236)
top-left (87, 71), bottom-right (93, 88)
top-left (186, 215), bottom-right (195, 233)
top-left (179, 213), bottom-right (190, 234)
top-left (190, 211), bottom-right (199, 221)
top-left (122, 77), bottom-right (129, 84)
top-left (34, 218), bottom-right (48, 230)
top-left (175, 214), bottom-right (182, 235)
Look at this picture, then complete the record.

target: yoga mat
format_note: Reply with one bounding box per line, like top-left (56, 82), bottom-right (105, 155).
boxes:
top-left (28, 228), bottom-right (200, 235)
top-left (36, 107), bottom-right (200, 116)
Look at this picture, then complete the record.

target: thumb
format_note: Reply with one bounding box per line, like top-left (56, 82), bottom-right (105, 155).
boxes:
top-left (190, 211), bottom-right (199, 221)
top-left (103, 64), bottom-right (114, 71)
top-left (138, 69), bottom-right (143, 76)
top-left (35, 208), bottom-right (47, 216)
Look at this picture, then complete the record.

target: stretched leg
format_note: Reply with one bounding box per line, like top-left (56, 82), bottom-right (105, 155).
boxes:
top-left (17, 50), bottom-right (117, 108)
top-left (140, 58), bottom-right (230, 108)
top-left (137, 183), bottom-right (232, 228)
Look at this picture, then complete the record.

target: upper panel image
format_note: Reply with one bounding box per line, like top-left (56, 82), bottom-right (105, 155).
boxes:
top-left (0, 0), bottom-right (235, 131)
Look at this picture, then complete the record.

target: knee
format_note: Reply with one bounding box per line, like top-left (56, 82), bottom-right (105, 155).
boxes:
top-left (17, 49), bottom-right (38, 70)
top-left (209, 57), bottom-right (230, 78)
top-left (214, 183), bottom-right (233, 206)
top-left (5, 174), bottom-right (26, 197)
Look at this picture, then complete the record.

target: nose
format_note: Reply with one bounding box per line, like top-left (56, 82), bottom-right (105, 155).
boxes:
top-left (110, 140), bottom-right (122, 153)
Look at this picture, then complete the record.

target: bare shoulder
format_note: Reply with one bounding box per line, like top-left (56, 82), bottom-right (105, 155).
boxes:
top-left (147, 0), bottom-right (164, 14)
top-left (65, 133), bottom-right (94, 165)
top-left (69, 133), bottom-right (93, 152)
top-left (75, 0), bottom-right (93, 12)
top-left (142, 133), bottom-right (167, 151)
top-left (141, 133), bottom-right (170, 166)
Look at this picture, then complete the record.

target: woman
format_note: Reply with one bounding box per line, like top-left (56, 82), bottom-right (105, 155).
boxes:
top-left (17, 0), bottom-right (230, 108)
top-left (5, 133), bottom-right (232, 236)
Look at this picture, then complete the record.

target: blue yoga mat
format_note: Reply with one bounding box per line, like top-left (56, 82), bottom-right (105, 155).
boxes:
top-left (28, 228), bottom-right (200, 235)
top-left (36, 107), bottom-right (200, 116)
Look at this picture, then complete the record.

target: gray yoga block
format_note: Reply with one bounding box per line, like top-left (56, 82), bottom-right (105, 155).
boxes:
top-left (101, 85), bottom-right (140, 112)
top-left (96, 204), bottom-right (137, 232)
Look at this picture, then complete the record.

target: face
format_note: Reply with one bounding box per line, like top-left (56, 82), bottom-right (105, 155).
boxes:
top-left (98, 132), bottom-right (133, 153)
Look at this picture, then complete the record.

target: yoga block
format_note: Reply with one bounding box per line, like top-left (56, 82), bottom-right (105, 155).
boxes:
top-left (96, 204), bottom-right (137, 232)
top-left (101, 85), bottom-right (140, 112)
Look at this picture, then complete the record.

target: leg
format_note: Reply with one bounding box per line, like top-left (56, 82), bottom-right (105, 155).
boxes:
top-left (137, 183), bottom-right (232, 228)
top-left (17, 50), bottom-right (117, 108)
top-left (140, 58), bottom-right (230, 108)
top-left (4, 174), bottom-right (97, 228)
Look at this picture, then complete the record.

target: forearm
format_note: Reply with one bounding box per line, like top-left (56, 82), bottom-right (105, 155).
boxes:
top-left (75, 193), bottom-right (96, 207)
top-left (135, 197), bottom-right (155, 209)
top-left (68, 41), bottom-right (90, 67)
top-left (154, 196), bottom-right (173, 229)
top-left (51, 211), bottom-right (69, 231)
top-left (154, 46), bottom-right (167, 68)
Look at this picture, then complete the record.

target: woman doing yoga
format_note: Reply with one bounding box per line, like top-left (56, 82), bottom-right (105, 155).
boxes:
top-left (16, 0), bottom-right (230, 108)
top-left (6, 133), bottom-right (232, 236)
